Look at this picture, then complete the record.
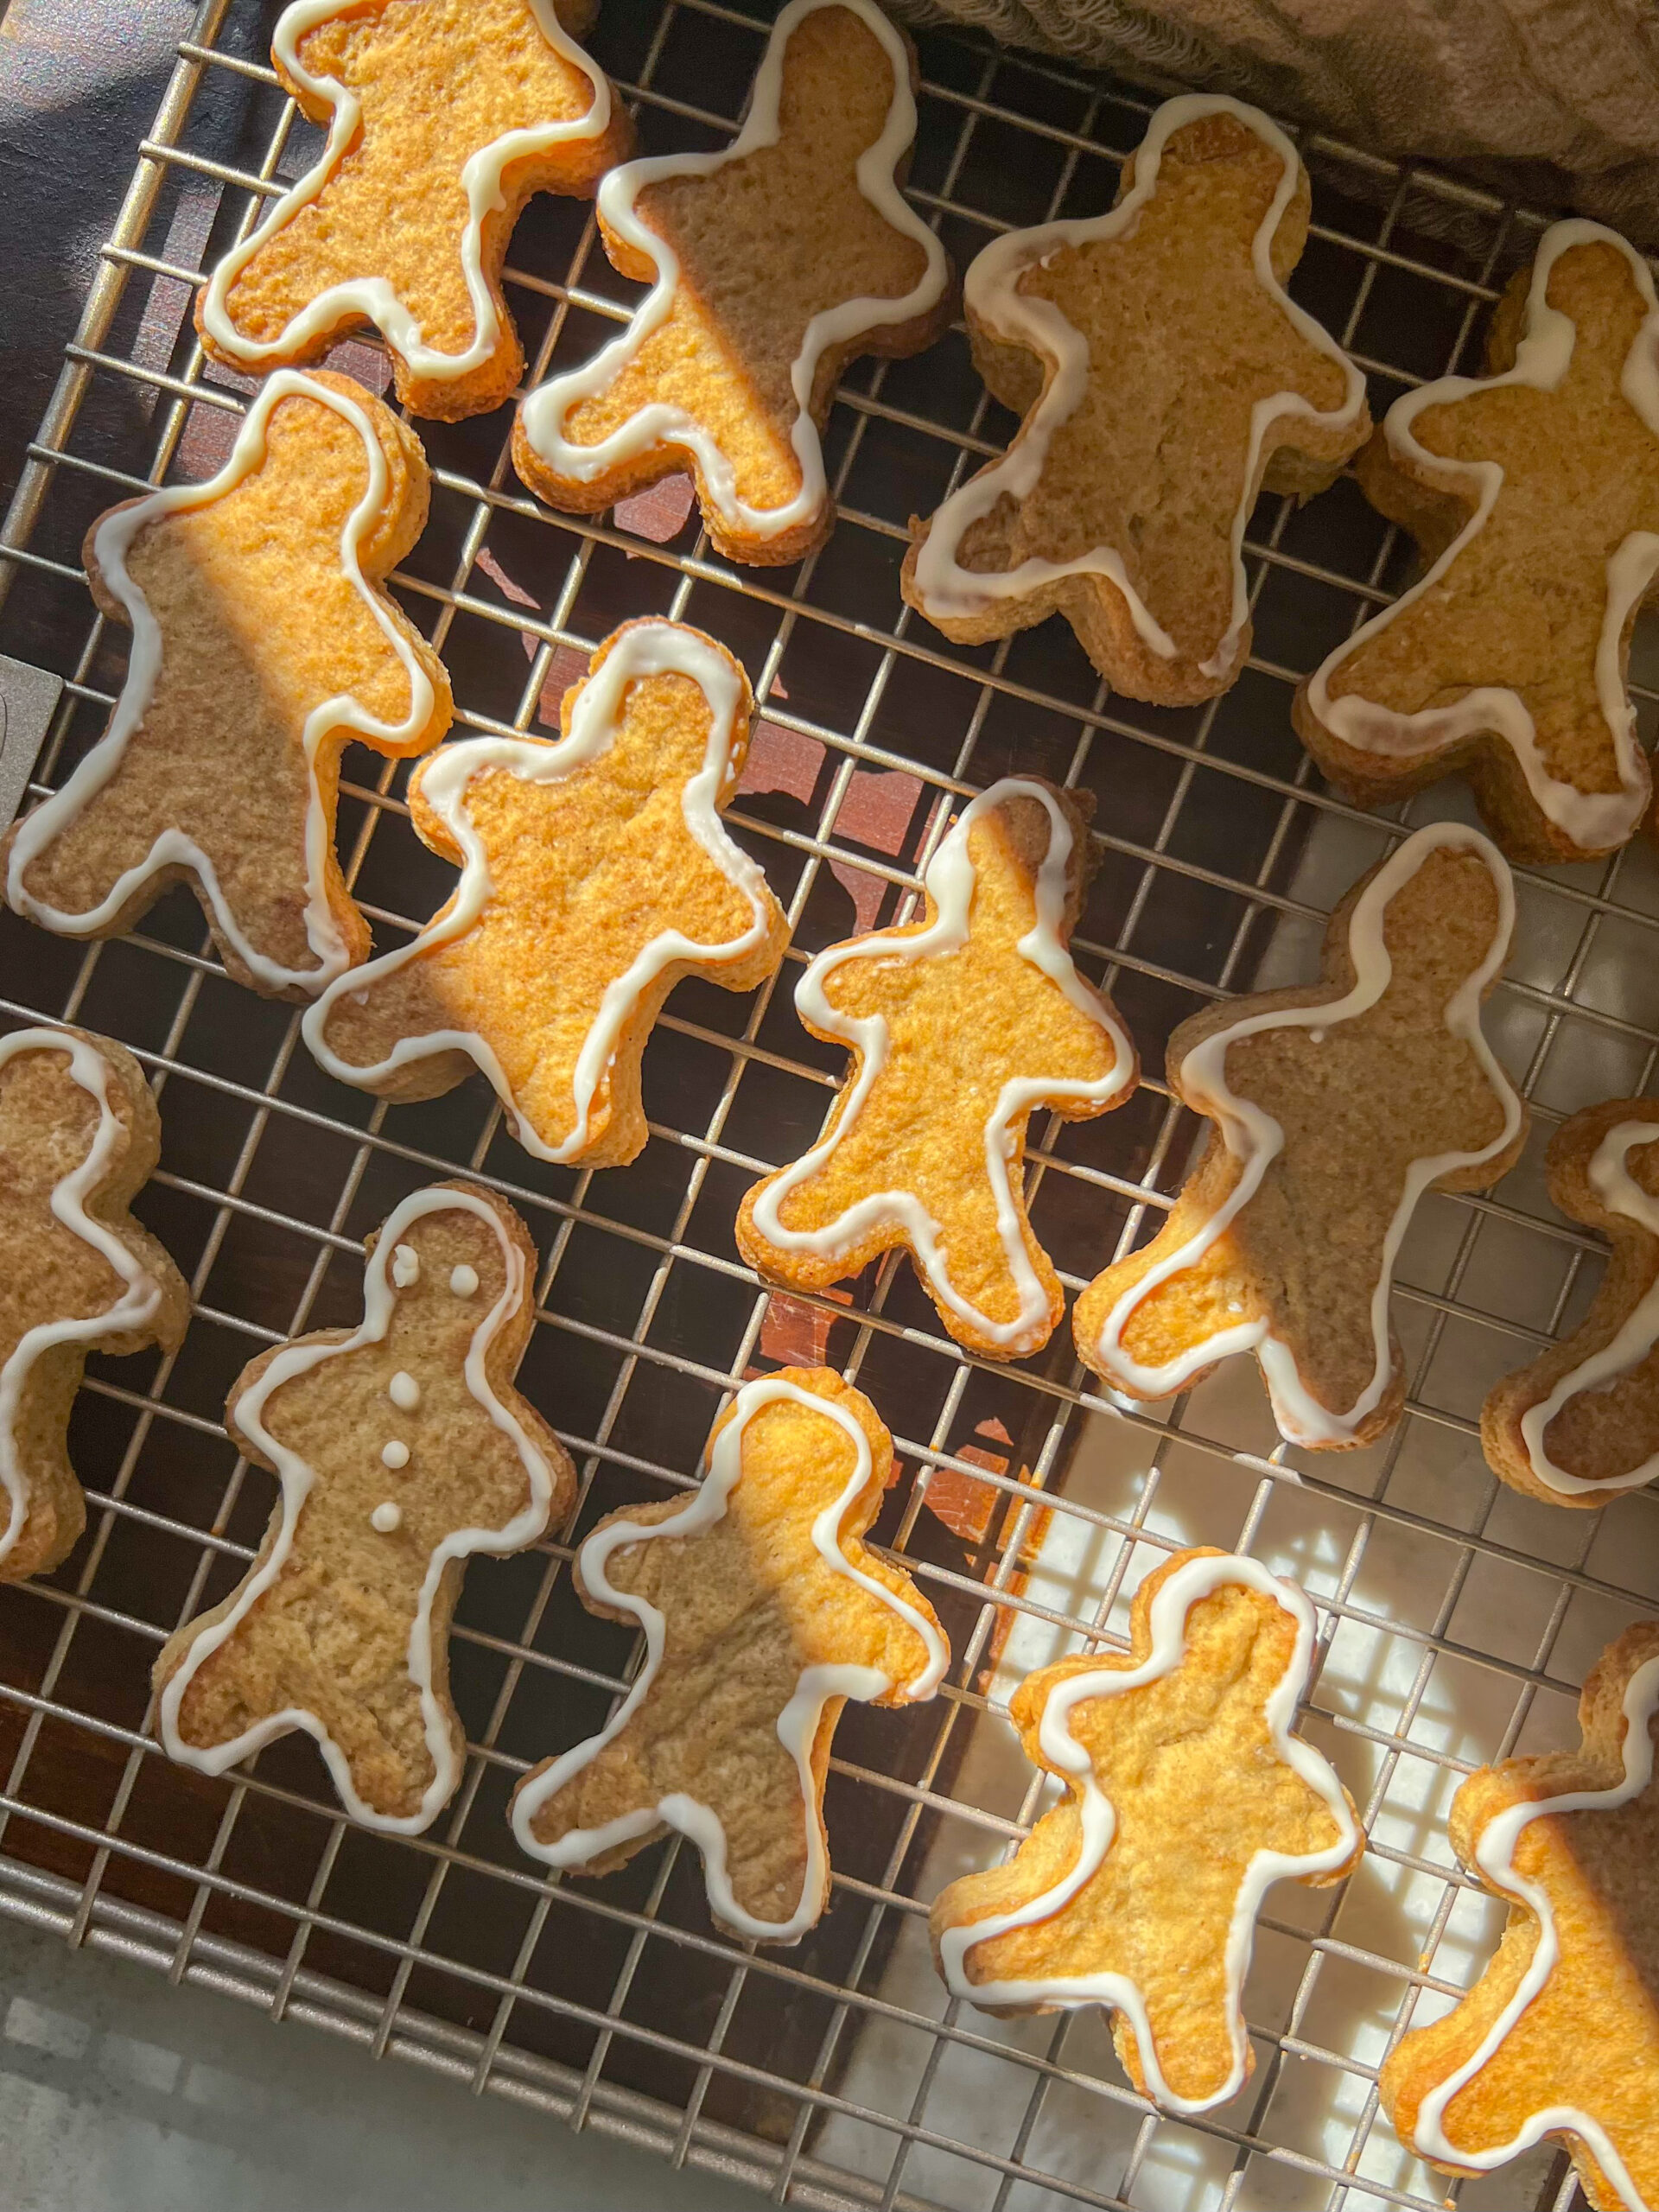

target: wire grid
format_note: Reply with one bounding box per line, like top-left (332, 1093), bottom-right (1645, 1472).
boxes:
top-left (1, 1), bottom-right (1656, 2206)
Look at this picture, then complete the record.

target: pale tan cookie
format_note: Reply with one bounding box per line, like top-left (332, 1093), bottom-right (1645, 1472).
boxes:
top-left (735, 779), bottom-right (1136, 1360)
top-left (1381, 1620), bottom-right (1659, 2211)
top-left (196, 0), bottom-right (632, 421)
top-left (1483, 1097), bottom-right (1659, 1508)
top-left (1073, 823), bottom-right (1526, 1449)
top-left (513, 0), bottom-right (954, 566)
top-left (902, 94), bottom-right (1368, 702)
top-left (0, 1025), bottom-right (188, 1585)
top-left (3, 371), bottom-right (448, 1000)
top-left (153, 1182), bottom-right (571, 1834)
top-left (1296, 224), bottom-right (1659, 867)
top-left (510, 1366), bottom-right (948, 1942)
top-left (931, 1548), bottom-right (1360, 2113)
top-left (304, 617), bottom-right (788, 1169)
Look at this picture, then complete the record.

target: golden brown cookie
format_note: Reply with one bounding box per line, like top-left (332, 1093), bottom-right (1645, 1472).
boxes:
top-left (931, 1547), bottom-right (1360, 2113)
top-left (1381, 1620), bottom-right (1659, 2211)
top-left (901, 94), bottom-right (1369, 702)
top-left (303, 618), bottom-right (788, 1168)
top-left (3, 371), bottom-right (448, 999)
top-left (1296, 224), bottom-right (1659, 866)
top-left (735, 778), bottom-right (1135, 1360)
top-left (512, 0), bottom-right (954, 566)
top-left (154, 1182), bottom-right (571, 1834)
top-left (197, 0), bottom-right (632, 421)
top-left (510, 1366), bottom-right (947, 1942)
top-left (0, 1025), bottom-right (188, 1585)
top-left (1073, 823), bottom-right (1527, 1448)
top-left (1484, 1097), bottom-right (1659, 1508)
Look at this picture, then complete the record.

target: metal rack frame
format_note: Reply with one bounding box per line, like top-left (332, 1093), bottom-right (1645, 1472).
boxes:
top-left (2, 1), bottom-right (1656, 2206)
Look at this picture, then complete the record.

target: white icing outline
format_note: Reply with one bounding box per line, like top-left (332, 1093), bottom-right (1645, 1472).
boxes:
top-left (5, 371), bottom-right (437, 995)
top-left (303, 620), bottom-right (781, 1162)
top-left (910, 93), bottom-right (1366, 679)
top-left (1519, 1116), bottom-right (1659, 1497)
top-left (1086, 823), bottom-right (1522, 1446)
top-left (1408, 1652), bottom-right (1659, 2211)
top-left (0, 1029), bottom-right (172, 1573)
top-left (748, 779), bottom-right (1133, 1351)
top-left (510, 1375), bottom-right (948, 1941)
top-left (517, 0), bottom-right (950, 542)
top-left (157, 1185), bottom-right (557, 1836)
top-left (1305, 220), bottom-right (1659, 855)
top-left (199, 0), bottom-right (612, 383)
top-left (937, 1551), bottom-right (1357, 2114)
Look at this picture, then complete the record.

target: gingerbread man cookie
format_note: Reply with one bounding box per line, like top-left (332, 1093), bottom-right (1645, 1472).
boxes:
top-left (197, 0), bottom-right (631, 420)
top-left (511, 1367), bottom-right (947, 1942)
top-left (902, 95), bottom-right (1369, 702)
top-left (1381, 1621), bottom-right (1659, 2211)
top-left (736, 779), bottom-right (1135, 1360)
top-left (155, 1183), bottom-right (571, 1834)
top-left (1296, 224), bottom-right (1659, 866)
top-left (0, 1026), bottom-right (188, 1585)
top-left (932, 1548), bottom-right (1360, 2113)
top-left (304, 619), bottom-right (788, 1168)
top-left (4, 372), bottom-right (448, 999)
top-left (1484, 1098), bottom-right (1659, 1508)
top-left (1074, 823), bottom-right (1526, 1448)
top-left (514, 0), bottom-right (954, 566)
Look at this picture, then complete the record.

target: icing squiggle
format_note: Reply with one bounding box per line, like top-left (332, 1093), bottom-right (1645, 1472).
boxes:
top-left (0, 1029), bottom-right (173, 1572)
top-left (1520, 1118), bottom-right (1659, 1497)
top-left (302, 621), bottom-right (777, 1160)
top-left (1305, 220), bottom-right (1659, 855)
top-left (4, 372), bottom-right (437, 995)
top-left (748, 779), bottom-right (1133, 1350)
top-left (510, 1375), bottom-right (948, 1941)
top-left (517, 0), bottom-right (950, 542)
top-left (199, 0), bottom-right (612, 381)
top-left (910, 93), bottom-right (1367, 680)
top-left (156, 1185), bottom-right (557, 1836)
top-left (937, 1551), bottom-right (1358, 2113)
top-left (1407, 1654), bottom-right (1659, 2211)
top-left (1088, 823), bottom-right (1522, 1446)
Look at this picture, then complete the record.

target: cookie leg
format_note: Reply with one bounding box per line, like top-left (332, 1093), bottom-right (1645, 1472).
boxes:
top-left (159, 1605), bottom-right (447, 1826)
top-left (309, 948), bottom-right (479, 1103)
top-left (518, 1703), bottom-right (817, 1932)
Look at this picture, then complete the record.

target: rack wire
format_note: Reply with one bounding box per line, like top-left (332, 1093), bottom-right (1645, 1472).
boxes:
top-left (1, 0), bottom-right (1656, 2205)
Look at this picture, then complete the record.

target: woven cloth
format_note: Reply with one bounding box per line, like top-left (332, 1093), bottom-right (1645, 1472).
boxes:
top-left (892, 0), bottom-right (1659, 246)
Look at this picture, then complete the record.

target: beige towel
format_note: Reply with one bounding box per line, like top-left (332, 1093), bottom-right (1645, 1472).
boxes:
top-left (893, 0), bottom-right (1659, 245)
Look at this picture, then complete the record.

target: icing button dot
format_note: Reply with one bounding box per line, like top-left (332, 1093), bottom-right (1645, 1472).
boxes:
top-left (391, 1244), bottom-right (420, 1288)
top-left (381, 1440), bottom-right (410, 1470)
top-left (371, 1502), bottom-right (403, 1535)
top-left (449, 1264), bottom-right (480, 1298)
top-left (389, 1370), bottom-right (420, 1412)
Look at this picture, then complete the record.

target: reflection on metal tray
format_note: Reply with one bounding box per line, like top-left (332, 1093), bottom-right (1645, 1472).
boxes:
top-left (1, 0), bottom-right (1656, 2207)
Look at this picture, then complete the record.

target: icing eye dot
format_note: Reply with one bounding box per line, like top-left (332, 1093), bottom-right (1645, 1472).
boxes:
top-left (370, 1502), bottom-right (403, 1534)
top-left (389, 1370), bottom-right (420, 1412)
top-left (391, 1244), bottom-right (420, 1288)
top-left (381, 1440), bottom-right (410, 1470)
top-left (449, 1264), bottom-right (480, 1298)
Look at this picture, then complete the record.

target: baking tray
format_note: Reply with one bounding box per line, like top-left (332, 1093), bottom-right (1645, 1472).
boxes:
top-left (1, 1), bottom-right (1656, 2205)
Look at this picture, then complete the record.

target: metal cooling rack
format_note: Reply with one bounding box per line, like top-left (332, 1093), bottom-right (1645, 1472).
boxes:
top-left (2, 1), bottom-right (1656, 2206)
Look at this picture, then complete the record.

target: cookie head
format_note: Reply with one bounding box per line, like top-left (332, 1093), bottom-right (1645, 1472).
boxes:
top-left (371, 1199), bottom-right (518, 1355)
